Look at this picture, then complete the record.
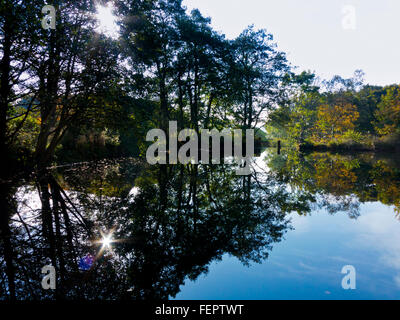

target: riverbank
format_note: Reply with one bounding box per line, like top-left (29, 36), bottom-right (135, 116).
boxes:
top-left (298, 134), bottom-right (400, 153)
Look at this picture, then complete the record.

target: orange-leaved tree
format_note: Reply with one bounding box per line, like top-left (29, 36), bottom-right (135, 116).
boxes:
top-left (314, 103), bottom-right (359, 142)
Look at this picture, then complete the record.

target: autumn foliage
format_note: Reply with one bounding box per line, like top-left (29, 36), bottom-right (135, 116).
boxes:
top-left (314, 103), bottom-right (359, 143)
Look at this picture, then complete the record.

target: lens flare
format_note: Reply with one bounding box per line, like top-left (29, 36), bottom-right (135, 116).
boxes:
top-left (101, 234), bottom-right (113, 249)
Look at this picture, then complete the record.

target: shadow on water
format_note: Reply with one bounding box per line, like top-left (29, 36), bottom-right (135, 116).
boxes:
top-left (1, 150), bottom-right (400, 300)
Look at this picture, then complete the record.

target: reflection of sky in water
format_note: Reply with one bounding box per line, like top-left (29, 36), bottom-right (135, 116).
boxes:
top-left (176, 202), bottom-right (400, 300)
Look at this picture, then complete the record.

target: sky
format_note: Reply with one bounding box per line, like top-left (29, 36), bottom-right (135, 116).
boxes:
top-left (182, 0), bottom-right (400, 86)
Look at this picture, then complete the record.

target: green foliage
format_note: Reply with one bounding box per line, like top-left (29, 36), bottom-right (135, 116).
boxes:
top-left (341, 130), bottom-right (365, 144)
top-left (268, 70), bottom-right (400, 151)
top-left (7, 105), bottom-right (40, 153)
top-left (1, 0), bottom-right (399, 168)
top-left (374, 85), bottom-right (400, 136)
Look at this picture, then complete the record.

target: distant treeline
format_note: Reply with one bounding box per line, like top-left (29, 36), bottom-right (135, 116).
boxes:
top-left (267, 70), bottom-right (400, 151)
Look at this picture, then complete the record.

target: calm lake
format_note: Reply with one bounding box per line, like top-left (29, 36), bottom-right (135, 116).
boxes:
top-left (2, 149), bottom-right (400, 300)
top-left (176, 150), bottom-right (400, 300)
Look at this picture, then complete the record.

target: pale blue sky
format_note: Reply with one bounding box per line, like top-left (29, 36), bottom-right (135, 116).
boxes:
top-left (182, 0), bottom-right (400, 86)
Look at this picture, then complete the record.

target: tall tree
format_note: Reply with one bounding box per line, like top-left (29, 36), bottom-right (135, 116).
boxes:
top-left (0, 0), bottom-right (45, 166)
top-left (230, 26), bottom-right (289, 129)
top-left (32, 1), bottom-right (120, 169)
top-left (118, 0), bottom-right (185, 131)
top-left (175, 9), bottom-right (228, 131)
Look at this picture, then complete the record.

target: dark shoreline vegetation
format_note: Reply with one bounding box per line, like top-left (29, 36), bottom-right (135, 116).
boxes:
top-left (0, 0), bottom-right (399, 300)
top-left (298, 136), bottom-right (400, 153)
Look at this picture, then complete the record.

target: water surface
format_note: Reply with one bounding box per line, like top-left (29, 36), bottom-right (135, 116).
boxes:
top-left (1, 150), bottom-right (399, 300)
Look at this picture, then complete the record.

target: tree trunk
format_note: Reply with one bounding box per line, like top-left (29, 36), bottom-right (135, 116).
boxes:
top-left (0, 14), bottom-right (13, 165)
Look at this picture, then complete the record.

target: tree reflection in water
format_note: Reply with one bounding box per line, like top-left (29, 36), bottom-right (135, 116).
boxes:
top-left (0, 159), bottom-right (302, 300)
top-left (266, 150), bottom-right (400, 219)
top-left (2, 150), bottom-right (400, 300)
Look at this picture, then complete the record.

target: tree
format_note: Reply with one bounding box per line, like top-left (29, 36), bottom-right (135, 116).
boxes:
top-left (0, 0), bottom-right (45, 168)
top-left (353, 85), bottom-right (384, 134)
top-left (266, 71), bottom-right (321, 144)
top-left (374, 85), bottom-right (400, 136)
top-left (230, 26), bottom-right (289, 129)
top-left (315, 103), bottom-right (359, 142)
top-left (118, 0), bottom-right (185, 132)
top-left (32, 1), bottom-right (121, 169)
top-left (174, 9), bottom-right (229, 131)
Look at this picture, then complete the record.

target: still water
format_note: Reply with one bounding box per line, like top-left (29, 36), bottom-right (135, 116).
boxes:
top-left (177, 151), bottom-right (400, 300)
top-left (1, 149), bottom-right (400, 300)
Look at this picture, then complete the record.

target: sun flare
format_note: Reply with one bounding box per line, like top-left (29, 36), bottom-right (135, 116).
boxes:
top-left (95, 4), bottom-right (119, 38)
top-left (101, 234), bottom-right (113, 249)
top-left (93, 229), bottom-right (117, 254)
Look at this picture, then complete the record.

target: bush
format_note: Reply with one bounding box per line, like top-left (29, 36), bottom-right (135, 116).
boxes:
top-left (341, 130), bottom-right (365, 144)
